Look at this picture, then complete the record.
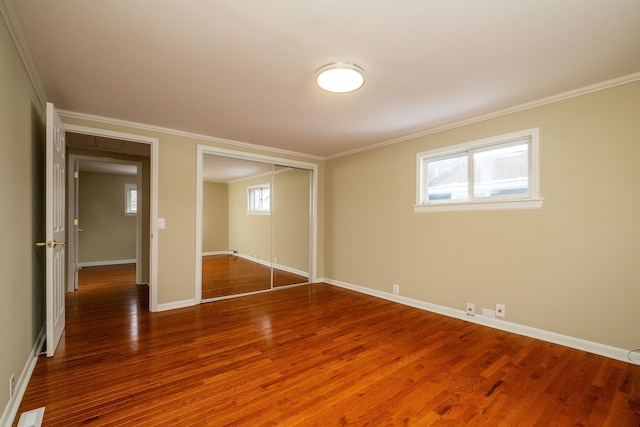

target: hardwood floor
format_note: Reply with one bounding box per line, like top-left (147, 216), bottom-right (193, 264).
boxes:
top-left (15, 264), bottom-right (640, 426)
top-left (202, 255), bottom-right (308, 300)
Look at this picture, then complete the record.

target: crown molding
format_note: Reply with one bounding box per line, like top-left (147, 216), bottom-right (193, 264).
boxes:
top-left (0, 0), bottom-right (47, 109)
top-left (327, 72), bottom-right (640, 160)
top-left (3, 0), bottom-right (637, 162)
top-left (59, 109), bottom-right (325, 162)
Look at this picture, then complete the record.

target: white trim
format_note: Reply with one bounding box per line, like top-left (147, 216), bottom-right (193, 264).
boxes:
top-left (413, 198), bottom-right (544, 213)
top-left (157, 299), bottom-right (198, 312)
top-left (63, 123), bottom-right (159, 312)
top-left (202, 252), bottom-right (309, 277)
top-left (59, 110), bottom-right (324, 161)
top-left (414, 128), bottom-right (542, 212)
top-left (273, 262), bottom-right (308, 278)
top-left (124, 183), bottom-right (137, 215)
top-left (195, 144), bottom-right (318, 305)
top-left (247, 183), bottom-right (271, 214)
top-left (323, 278), bottom-right (637, 365)
top-left (0, 325), bottom-right (46, 427)
top-left (200, 282), bottom-right (309, 304)
top-left (328, 72), bottom-right (640, 160)
top-left (236, 252), bottom-right (271, 268)
top-left (1, 0), bottom-right (638, 165)
top-left (78, 259), bottom-right (136, 268)
top-left (0, 0), bottom-right (48, 109)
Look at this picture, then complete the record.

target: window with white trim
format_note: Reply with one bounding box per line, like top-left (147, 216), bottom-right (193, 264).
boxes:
top-left (414, 128), bottom-right (543, 212)
top-left (125, 183), bottom-right (137, 215)
top-left (248, 183), bottom-right (271, 214)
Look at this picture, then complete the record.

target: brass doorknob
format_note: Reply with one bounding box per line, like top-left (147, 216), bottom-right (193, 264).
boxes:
top-left (35, 240), bottom-right (65, 248)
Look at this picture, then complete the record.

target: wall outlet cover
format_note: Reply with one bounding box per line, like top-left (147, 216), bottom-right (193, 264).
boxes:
top-left (482, 308), bottom-right (496, 318)
top-left (466, 302), bottom-right (475, 316)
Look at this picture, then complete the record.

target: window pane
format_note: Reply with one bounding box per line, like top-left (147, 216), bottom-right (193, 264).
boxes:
top-left (425, 155), bottom-right (468, 202)
top-left (262, 187), bottom-right (270, 211)
top-left (248, 185), bottom-right (271, 213)
top-left (130, 190), bottom-right (137, 212)
top-left (125, 184), bottom-right (137, 214)
top-left (250, 189), bottom-right (260, 211)
top-left (473, 143), bottom-right (528, 198)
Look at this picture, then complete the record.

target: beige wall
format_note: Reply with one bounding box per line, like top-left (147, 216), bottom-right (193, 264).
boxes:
top-left (69, 148), bottom-right (151, 283)
top-left (221, 168), bottom-right (311, 272)
top-left (78, 172), bottom-right (137, 264)
top-left (325, 80), bottom-right (640, 350)
top-left (204, 168), bottom-right (310, 273)
top-left (0, 17), bottom-right (45, 420)
top-left (202, 181), bottom-right (229, 253)
top-left (273, 168), bottom-right (310, 273)
top-left (58, 118), bottom-right (324, 306)
top-left (228, 174), bottom-right (272, 262)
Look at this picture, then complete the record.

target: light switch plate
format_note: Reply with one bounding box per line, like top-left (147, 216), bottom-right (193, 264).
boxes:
top-left (158, 218), bottom-right (165, 229)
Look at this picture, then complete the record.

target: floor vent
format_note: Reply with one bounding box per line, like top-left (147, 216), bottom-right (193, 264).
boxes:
top-left (17, 407), bottom-right (44, 427)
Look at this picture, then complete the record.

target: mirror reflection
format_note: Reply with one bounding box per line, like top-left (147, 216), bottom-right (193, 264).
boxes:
top-left (201, 155), bottom-right (310, 300)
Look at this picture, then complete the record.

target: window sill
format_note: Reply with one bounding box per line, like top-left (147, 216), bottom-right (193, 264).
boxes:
top-left (413, 198), bottom-right (544, 213)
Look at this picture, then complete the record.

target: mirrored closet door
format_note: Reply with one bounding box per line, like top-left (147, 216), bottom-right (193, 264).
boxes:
top-left (272, 167), bottom-right (311, 288)
top-left (200, 154), bottom-right (311, 301)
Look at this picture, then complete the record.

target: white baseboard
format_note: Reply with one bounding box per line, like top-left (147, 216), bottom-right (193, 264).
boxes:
top-left (1, 325), bottom-right (46, 427)
top-left (323, 278), bottom-right (636, 365)
top-left (235, 252), bottom-right (271, 268)
top-left (78, 259), bottom-right (136, 268)
top-left (202, 251), bottom-right (230, 257)
top-left (233, 253), bottom-right (308, 277)
top-left (157, 299), bottom-right (198, 312)
top-left (273, 263), bottom-right (308, 278)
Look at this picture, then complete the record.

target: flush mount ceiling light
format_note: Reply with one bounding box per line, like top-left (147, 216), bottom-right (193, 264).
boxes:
top-left (316, 62), bottom-right (365, 93)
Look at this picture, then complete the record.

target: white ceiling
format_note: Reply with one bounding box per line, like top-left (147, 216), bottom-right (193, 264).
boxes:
top-left (5, 0), bottom-right (640, 158)
top-left (202, 155), bottom-right (275, 183)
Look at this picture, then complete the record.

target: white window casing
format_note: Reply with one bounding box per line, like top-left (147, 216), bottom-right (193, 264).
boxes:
top-left (414, 128), bottom-right (543, 213)
top-left (247, 183), bottom-right (271, 214)
top-left (125, 183), bottom-right (137, 215)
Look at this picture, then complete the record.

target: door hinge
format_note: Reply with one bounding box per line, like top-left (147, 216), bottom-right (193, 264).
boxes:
top-left (74, 171), bottom-right (79, 179)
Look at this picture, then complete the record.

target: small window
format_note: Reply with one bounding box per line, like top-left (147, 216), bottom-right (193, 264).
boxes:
top-left (415, 128), bottom-right (543, 212)
top-left (125, 183), bottom-right (137, 215)
top-left (248, 184), bottom-right (271, 214)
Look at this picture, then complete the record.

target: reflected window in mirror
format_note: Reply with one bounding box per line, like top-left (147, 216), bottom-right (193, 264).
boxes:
top-left (248, 183), bottom-right (271, 214)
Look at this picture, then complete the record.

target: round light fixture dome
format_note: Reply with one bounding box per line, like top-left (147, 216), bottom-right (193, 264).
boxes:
top-left (316, 62), bottom-right (365, 93)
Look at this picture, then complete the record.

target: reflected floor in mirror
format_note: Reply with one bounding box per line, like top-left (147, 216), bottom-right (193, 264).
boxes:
top-left (202, 254), bottom-right (308, 300)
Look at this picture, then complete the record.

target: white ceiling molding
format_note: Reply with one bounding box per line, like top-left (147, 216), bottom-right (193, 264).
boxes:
top-left (0, 0), bottom-right (47, 109)
top-left (327, 71), bottom-right (640, 160)
top-left (59, 109), bottom-right (325, 162)
top-left (5, 1), bottom-right (640, 158)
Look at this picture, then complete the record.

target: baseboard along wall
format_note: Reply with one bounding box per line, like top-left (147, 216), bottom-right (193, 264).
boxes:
top-left (322, 278), bottom-right (639, 365)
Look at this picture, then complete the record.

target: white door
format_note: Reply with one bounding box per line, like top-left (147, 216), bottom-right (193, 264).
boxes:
top-left (45, 102), bottom-right (66, 357)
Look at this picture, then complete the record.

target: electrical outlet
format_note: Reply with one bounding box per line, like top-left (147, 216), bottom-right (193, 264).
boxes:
top-left (466, 302), bottom-right (475, 316)
top-left (9, 374), bottom-right (15, 399)
top-left (496, 303), bottom-right (506, 318)
top-left (392, 284), bottom-right (399, 295)
top-left (482, 308), bottom-right (496, 318)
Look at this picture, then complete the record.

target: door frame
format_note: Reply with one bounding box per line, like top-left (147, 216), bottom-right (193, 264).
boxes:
top-left (67, 154), bottom-right (144, 291)
top-left (195, 145), bottom-right (318, 302)
top-left (64, 124), bottom-right (160, 311)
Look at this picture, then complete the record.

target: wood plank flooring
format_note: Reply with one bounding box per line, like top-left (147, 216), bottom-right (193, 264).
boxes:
top-left (15, 264), bottom-right (640, 426)
top-left (202, 255), bottom-right (308, 300)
